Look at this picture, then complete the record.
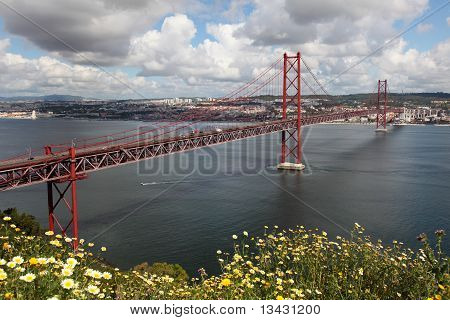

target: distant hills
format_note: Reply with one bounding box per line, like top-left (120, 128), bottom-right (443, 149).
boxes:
top-left (0, 94), bottom-right (88, 102)
top-left (0, 92), bottom-right (448, 102)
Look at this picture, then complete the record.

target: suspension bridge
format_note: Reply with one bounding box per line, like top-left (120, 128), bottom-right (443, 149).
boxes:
top-left (0, 52), bottom-right (401, 248)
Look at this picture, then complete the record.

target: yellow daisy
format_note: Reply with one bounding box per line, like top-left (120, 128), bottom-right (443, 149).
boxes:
top-left (19, 273), bottom-right (36, 282)
top-left (61, 278), bottom-right (75, 290)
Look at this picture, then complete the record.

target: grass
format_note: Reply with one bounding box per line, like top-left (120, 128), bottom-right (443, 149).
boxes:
top-left (0, 213), bottom-right (448, 300)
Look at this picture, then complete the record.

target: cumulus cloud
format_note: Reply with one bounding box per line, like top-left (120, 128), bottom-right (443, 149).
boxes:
top-left (239, 0), bottom-right (428, 49)
top-left (129, 14), bottom-right (280, 84)
top-left (374, 39), bottom-right (450, 92)
top-left (0, 41), bottom-right (159, 98)
top-left (0, 0), bottom-right (448, 97)
top-left (0, 0), bottom-right (185, 65)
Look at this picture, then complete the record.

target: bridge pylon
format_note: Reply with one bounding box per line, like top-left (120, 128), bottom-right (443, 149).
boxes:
top-left (277, 52), bottom-right (305, 171)
top-left (45, 146), bottom-right (84, 250)
top-left (376, 79), bottom-right (388, 132)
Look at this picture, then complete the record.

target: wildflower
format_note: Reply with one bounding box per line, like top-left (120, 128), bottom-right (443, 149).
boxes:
top-left (435, 230), bottom-right (445, 237)
top-left (87, 285), bottom-right (100, 295)
top-left (0, 271), bottom-right (7, 280)
top-left (0, 259), bottom-right (6, 265)
top-left (66, 258), bottom-right (78, 267)
top-left (3, 243), bottom-right (11, 250)
top-left (37, 258), bottom-right (48, 265)
top-left (29, 257), bottom-right (38, 265)
top-left (6, 261), bottom-right (16, 269)
top-left (4, 292), bottom-right (13, 299)
top-left (12, 256), bottom-right (24, 264)
top-left (358, 268), bottom-right (364, 276)
top-left (92, 270), bottom-right (103, 279)
top-left (220, 278), bottom-right (232, 287)
top-left (243, 231), bottom-right (248, 237)
top-left (19, 273), bottom-right (36, 282)
top-left (47, 257), bottom-right (56, 264)
top-left (84, 269), bottom-right (94, 277)
top-left (322, 231), bottom-right (327, 237)
top-left (216, 250), bottom-right (222, 255)
top-left (61, 268), bottom-right (74, 277)
top-left (100, 246), bottom-right (107, 252)
top-left (64, 237), bottom-right (72, 243)
top-left (49, 240), bottom-right (62, 247)
top-left (88, 243), bottom-right (94, 247)
top-left (102, 272), bottom-right (112, 280)
top-left (3, 216), bottom-right (11, 221)
top-left (232, 235), bottom-right (238, 240)
top-left (55, 234), bottom-right (62, 239)
top-left (61, 278), bottom-right (75, 290)
top-left (434, 294), bottom-right (442, 300)
top-left (276, 295), bottom-right (284, 300)
top-left (45, 230), bottom-right (54, 236)
top-left (354, 223), bottom-right (361, 228)
top-left (416, 233), bottom-right (427, 242)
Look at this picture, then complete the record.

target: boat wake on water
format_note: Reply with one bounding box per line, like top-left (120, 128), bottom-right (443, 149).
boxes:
top-left (140, 176), bottom-right (244, 186)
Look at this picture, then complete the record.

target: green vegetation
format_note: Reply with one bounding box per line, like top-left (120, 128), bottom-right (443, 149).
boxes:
top-left (133, 262), bottom-right (189, 283)
top-left (0, 210), bottom-right (448, 300)
top-left (0, 208), bottom-right (41, 236)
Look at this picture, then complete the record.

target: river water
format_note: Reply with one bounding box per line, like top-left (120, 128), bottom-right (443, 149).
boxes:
top-left (0, 119), bottom-right (449, 274)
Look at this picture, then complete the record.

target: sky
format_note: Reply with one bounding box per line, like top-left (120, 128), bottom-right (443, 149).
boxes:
top-left (0, 0), bottom-right (448, 99)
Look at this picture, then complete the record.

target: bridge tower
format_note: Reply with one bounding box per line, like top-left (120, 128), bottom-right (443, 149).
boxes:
top-left (277, 52), bottom-right (305, 171)
top-left (45, 146), bottom-right (83, 250)
top-left (376, 79), bottom-right (388, 132)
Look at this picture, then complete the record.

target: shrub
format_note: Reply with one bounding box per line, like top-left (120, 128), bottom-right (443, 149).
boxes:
top-left (0, 208), bottom-right (41, 236)
top-left (133, 262), bottom-right (188, 283)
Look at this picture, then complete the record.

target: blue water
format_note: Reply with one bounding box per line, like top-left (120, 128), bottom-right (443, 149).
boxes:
top-left (0, 119), bottom-right (449, 274)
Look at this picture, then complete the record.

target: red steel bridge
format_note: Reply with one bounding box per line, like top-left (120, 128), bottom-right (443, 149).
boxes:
top-left (0, 52), bottom-right (400, 248)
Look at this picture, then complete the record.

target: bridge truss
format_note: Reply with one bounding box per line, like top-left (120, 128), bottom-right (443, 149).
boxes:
top-left (0, 51), bottom-right (398, 248)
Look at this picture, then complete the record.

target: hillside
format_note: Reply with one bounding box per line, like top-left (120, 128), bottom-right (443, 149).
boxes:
top-left (0, 95), bottom-right (88, 102)
top-left (0, 209), bottom-right (448, 300)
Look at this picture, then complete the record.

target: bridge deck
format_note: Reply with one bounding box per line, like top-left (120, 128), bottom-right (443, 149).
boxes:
top-left (0, 108), bottom-right (399, 191)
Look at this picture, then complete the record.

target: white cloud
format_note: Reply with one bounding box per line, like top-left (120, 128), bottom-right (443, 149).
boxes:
top-left (0, 0), bottom-right (186, 65)
top-left (0, 41), bottom-right (158, 98)
top-left (447, 17), bottom-right (450, 26)
top-left (374, 39), bottom-right (450, 92)
top-left (0, 0), bottom-right (448, 97)
top-left (129, 14), bottom-right (280, 84)
top-left (239, 0), bottom-right (428, 48)
top-left (416, 23), bottom-right (433, 33)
